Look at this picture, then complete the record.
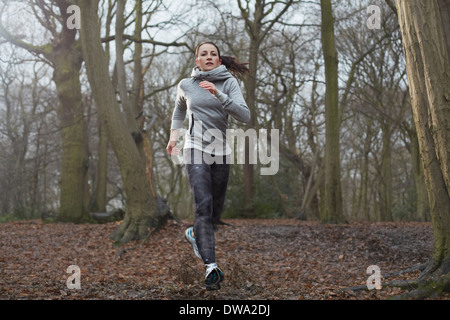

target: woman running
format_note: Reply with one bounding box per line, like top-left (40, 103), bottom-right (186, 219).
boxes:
top-left (167, 41), bottom-right (250, 290)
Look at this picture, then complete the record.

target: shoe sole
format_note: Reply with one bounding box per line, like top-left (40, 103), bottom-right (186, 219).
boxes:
top-left (185, 228), bottom-right (202, 260)
top-left (205, 270), bottom-right (224, 291)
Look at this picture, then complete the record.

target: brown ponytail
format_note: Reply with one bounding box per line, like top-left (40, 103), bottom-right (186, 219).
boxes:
top-left (195, 41), bottom-right (250, 78)
top-left (220, 55), bottom-right (250, 78)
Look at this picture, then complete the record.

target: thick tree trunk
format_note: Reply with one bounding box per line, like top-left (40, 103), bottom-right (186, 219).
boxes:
top-left (78, 0), bottom-right (158, 243)
top-left (395, 0), bottom-right (450, 296)
top-left (52, 8), bottom-right (90, 223)
top-left (320, 0), bottom-right (346, 224)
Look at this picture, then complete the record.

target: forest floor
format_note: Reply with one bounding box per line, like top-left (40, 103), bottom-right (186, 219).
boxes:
top-left (1, 218), bottom-right (449, 300)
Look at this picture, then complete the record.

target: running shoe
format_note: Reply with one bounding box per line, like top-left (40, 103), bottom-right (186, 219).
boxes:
top-left (205, 264), bottom-right (224, 291)
top-left (185, 227), bottom-right (202, 260)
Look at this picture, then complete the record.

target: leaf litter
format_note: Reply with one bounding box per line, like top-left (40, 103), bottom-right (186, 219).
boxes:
top-left (0, 219), bottom-right (449, 300)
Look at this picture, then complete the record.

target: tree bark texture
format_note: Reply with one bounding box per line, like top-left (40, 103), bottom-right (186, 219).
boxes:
top-left (409, 127), bottom-right (430, 221)
top-left (52, 16), bottom-right (90, 223)
top-left (92, 120), bottom-right (108, 213)
top-left (380, 121), bottom-right (393, 221)
top-left (320, 0), bottom-right (345, 224)
top-left (78, 0), bottom-right (157, 243)
top-left (396, 0), bottom-right (450, 271)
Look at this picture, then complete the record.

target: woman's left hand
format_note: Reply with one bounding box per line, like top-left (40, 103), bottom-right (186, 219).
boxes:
top-left (199, 81), bottom-right (218, 95)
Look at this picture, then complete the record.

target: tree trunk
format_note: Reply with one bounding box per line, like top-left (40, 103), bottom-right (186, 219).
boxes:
top-left (242, 48), bottom-right (258, 218)
top-left (92, 120), bottom-right (108, 213)
top-left (115, 0), bottom-right (141, 142)
top-left (395, 0), bottom-right (450, 297)
top-left (90, 0), bottom-right (114, 214)
top-left (78, 0), bottom-right (158, 243)
top-left (320, 0), bottom-right (346, 224)
top-left (52, 4), bottom-right (90, 223)
top-left (409, 126), bottom-right (430, 221)
top-left (354, 118), bottom-right (373, 220)
top-left (380, 121), bottom-right (393, 221)
top-left (53, 62), bottom-right (89, 223)
top-left (240, 0), bottom-right (264, 218)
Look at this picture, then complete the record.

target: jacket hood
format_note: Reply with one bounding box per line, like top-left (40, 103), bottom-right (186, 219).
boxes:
top-left (191, 65), bottom-right (233, 82)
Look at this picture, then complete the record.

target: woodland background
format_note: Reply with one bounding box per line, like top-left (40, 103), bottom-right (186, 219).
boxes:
top-left (0, 0), bottom-right (425, 223)
top-left (1, 0), bottom-right (449, 300)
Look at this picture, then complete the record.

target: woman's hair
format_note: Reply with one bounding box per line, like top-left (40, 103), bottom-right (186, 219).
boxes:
top-left (195, 41), bottom-right (250, 77)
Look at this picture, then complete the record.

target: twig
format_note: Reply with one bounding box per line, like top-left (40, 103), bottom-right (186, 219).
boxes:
top-left (383, 263), bottom-right (428, 279)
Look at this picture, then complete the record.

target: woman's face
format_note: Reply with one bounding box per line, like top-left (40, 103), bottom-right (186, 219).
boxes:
top-left (195, 43), bottom-right (222, 72)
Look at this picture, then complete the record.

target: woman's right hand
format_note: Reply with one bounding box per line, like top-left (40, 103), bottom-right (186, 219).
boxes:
top-left (167, 129), bottom-right (180, 155)
top-left (166, 140), bottom-right (179, 155)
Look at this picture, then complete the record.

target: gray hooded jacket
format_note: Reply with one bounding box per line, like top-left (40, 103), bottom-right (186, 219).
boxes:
top-left (170, 65), bottom-right (251, 156)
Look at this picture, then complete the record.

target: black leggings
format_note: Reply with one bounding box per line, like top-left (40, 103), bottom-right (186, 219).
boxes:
top-left (184, 149), bottom-right (230, 264)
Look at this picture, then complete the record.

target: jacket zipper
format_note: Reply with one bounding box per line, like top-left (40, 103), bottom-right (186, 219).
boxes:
top-left (189, 113), bottom-right (194, 135)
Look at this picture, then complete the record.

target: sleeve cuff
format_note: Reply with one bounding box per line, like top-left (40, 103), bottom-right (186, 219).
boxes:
top-left (170, 119), bottom-right (185, 130)
top-left (214, 90), bottom-right (228, 105)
